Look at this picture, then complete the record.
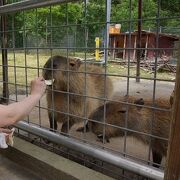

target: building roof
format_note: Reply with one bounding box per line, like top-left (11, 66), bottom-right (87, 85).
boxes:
top-left (110, 30), bottom-right (180, 40)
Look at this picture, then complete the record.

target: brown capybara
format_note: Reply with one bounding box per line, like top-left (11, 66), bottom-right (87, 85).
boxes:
top-left (42, 55), bottom-right (113, 133)
top-left (87, 96), bottom-right (171, 168)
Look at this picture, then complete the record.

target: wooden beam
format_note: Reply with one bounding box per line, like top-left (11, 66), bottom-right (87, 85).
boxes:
top-left (133, 35), bottom-right (137, 61)
top-left (144, 34), bottom-right (149, 60)
top-left (112, 36), bottom-right (116, 59)
top-left (136, 0), bottom-right (142, 82)
top-left (164, 45), bottom-right (180, 180)
top-left (123, 35), bottom-right (126, 60)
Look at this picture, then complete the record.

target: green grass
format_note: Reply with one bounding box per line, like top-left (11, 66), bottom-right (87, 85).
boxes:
top-left (107, 63), bottom-right (175, 80)
top-left (0, 53), bottom-right (48, 84)
top-left (0, 52), bottom-right (175, 94)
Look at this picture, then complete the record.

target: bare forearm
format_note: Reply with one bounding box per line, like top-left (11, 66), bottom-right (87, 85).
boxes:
top-left (0, 95), bottom-right (41, 127)
top-left (0, 77), bottom-right (46, 128)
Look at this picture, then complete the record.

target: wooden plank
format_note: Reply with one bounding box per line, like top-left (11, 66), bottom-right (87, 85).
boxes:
top-left (112, 36), bottom-right (116, 59)
top-left (123, 35), bottom-right (126, 59)
top-left (164, 45), bottom-right (180, 180)
top-left (133, 35), bottom-right (137, 61)
top-left (144, 34), bottom-right (149, 60)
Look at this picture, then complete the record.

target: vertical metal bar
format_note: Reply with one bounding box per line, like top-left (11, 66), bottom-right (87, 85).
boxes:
top-left (103, 0), bottom-right (111, 63)
top-left (123, 0), bottom-right (132, 164)
top-left (164, 44), bottom-right (180, 180)
top-left (148, 0), bottom-right (161, 167)
top-left (35, 8), bottom-right (41, 128)
top-left (102, 0), bottom-right (111, 144)
top-left (12, 14), bottom-right (17, 102)
top-left (0, 0), bottom-right (9, 104)
top-left (22, 10), bottom-right (29, 123)
top-left (49, 6), bottom-right (55, 133)
top-left (83, 0), bottom-right (88, 134)
top-left (66, 2), bottom-right (71, 138)
top-left (136, 0), bottom-right (142, 82)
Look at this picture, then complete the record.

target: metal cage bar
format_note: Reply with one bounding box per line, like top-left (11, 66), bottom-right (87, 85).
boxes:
top-left (0, 0), bottom-right (79, 15)
top-left (0, 0), bottom-right (178, 179)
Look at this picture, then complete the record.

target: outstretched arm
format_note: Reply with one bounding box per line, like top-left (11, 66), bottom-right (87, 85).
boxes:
top-left (0, 77), bottom-right (46, 127)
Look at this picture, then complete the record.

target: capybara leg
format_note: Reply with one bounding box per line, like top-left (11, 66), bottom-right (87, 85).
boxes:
top-left (49, 112), bottom-right (57, 132)
top-left (76, 123), bottom-right (89, 132)
top-left (152, 149), bottom-right (162, 168)
top-left (97, 134), bottom-right (110, 143)
top-left (61, 120), bottom-right (75, 134)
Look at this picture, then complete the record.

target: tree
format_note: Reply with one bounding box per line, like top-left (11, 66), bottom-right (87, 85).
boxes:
top-left (111, 0), bottom-right (168, 32)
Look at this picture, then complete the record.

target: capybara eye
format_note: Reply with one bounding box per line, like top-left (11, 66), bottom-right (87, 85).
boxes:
top-left (70, 62), bottom-right (75, 67)
top-left (51, 59), bottom-right (59, 69)
top-left (53, 63), bottom-right (58, 69)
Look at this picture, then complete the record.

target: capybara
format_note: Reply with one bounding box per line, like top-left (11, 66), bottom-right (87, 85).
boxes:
top-left (87, 96), bottom-right (171, 167)
top-left (42, 55), bottom-right (113, 133)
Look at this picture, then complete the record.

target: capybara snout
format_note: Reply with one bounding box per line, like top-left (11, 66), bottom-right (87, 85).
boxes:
top-left (43, 55), bottom-right (82, 90)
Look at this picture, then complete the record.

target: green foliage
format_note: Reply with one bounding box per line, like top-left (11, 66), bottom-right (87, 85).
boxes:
top-left (160, 0), bottom-right (180, 16)
top-left (111, 0), bottom-right (170, 31)
top-left (6, 0), bottom-right (179, 48)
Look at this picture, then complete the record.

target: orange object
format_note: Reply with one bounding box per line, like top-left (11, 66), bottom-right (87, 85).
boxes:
top-left (109, 24), bottom-right (121, 34)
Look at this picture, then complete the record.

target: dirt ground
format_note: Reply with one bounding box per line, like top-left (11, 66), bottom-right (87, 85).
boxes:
top-left (10, 77), bottom-right (175, 170)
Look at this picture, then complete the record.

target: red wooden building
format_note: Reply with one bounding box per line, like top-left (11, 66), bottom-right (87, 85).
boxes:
top-left (109, 30), bottom-right (179, 60)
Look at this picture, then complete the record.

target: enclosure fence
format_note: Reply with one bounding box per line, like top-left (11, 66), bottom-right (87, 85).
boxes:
top-left (0, 0), bottom-right (179, 179)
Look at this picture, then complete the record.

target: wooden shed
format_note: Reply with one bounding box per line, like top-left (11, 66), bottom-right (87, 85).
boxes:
top-left (109, 30), bottom-right (179, 60)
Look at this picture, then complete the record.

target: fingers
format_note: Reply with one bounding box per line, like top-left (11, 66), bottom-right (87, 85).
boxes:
top-left (0, 128), bottom-right (12, 134)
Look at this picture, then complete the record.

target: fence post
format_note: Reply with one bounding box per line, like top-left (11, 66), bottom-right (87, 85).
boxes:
top-left (0, 0), bottom-right (9, 104)
top-left (136, 0), bottom-right (142, 82)
top-left (164, 44), bottom-right (180, 179)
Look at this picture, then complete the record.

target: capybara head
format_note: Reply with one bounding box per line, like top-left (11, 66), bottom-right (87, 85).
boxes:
top-left (42, 55), bottom-right (81, 89)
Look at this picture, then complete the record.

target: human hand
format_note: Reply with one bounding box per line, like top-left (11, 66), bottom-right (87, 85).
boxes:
top-left (30, 77), bottom-right (46, 98)
top-left (0, 128), bottom-right (15, 147)
top-left (0, 128), bottom-right (13, 134)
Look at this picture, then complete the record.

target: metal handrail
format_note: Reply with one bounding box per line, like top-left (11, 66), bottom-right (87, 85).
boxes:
top-left (15, 121), bottom-right (164, 180)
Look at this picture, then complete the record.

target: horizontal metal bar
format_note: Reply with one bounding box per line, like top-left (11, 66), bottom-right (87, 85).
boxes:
top-left (0, 0), bottom-right (78, 15)
top-left (0, 47), bottom-right (178, 52)
top-left (15, 121), bottom-right (164, 180)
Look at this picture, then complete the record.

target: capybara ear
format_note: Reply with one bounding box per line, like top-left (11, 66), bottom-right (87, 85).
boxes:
top-left (69, 58), bottom-right (81, 70)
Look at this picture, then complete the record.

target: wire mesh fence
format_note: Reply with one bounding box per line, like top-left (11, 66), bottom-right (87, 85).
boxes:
top-left (0, 0), bottom-right (179, 179)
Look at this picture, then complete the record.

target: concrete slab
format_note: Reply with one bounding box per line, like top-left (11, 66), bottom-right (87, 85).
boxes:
top-left (0, 137), bottom-right (114, 180)
top-left (0, 153), bottom-right (40, 180)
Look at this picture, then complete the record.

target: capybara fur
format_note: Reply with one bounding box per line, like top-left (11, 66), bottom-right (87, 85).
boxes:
top-left (43, 55), bottom-right (113, 133)
top-left (88, 96), bottom-right (171, 167)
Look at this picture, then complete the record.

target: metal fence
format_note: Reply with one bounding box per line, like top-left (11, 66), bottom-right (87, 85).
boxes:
top-left (0, 0), bottom-right (179, 179)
